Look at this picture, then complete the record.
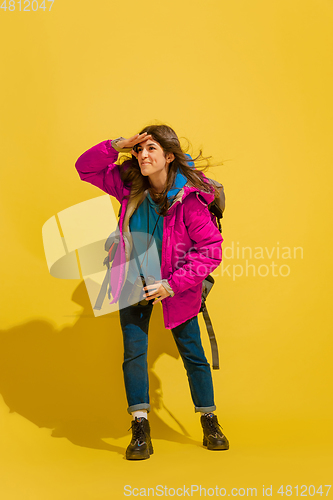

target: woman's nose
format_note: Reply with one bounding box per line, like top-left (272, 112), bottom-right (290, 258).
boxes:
top-left (141, 148), bottom-right (148, 158)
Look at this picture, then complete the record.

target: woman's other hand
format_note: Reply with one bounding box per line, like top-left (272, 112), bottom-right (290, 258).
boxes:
top-left (116, 133), bottom-right (152, 157)
top-left (143, 281), bottom-right (171, 305)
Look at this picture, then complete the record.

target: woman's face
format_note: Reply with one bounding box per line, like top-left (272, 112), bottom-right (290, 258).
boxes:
top-left (136, 139), bottom-right (173, 178)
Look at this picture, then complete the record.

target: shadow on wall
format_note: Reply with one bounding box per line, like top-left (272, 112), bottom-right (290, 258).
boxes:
top-left (0, 281), bottom-right (199, 456)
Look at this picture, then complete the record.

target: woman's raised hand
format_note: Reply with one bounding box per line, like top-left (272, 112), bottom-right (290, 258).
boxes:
top-left (116, 132), bottom-right (152, 156)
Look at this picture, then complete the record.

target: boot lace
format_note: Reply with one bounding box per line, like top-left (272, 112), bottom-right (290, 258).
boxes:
top-left (128, 418), bottom-right (146, 443)
top-left (205, 414), bottom-right (224, 436)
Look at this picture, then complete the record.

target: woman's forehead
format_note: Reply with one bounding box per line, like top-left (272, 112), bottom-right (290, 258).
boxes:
top-left (138, 138), bottom-right (161, 147)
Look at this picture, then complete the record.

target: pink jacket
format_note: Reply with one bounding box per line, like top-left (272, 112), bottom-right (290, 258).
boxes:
top-left (75, 140), bottom-right (223, 329)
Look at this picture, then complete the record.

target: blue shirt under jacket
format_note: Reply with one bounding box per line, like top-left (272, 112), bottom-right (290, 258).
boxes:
top-left (126, 167), bottom-right (189, 284)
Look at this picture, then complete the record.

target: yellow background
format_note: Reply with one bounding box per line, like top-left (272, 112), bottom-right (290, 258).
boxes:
top-left (0, 0), bottom-right (332, 498)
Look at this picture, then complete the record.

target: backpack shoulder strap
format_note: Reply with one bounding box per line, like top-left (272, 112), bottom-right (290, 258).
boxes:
top-left (206, 178), bottom-right (225, 233)
top-left (201, 302), bottom-right (220, 370)
top-left (200, 275), bottom-right (220, 369)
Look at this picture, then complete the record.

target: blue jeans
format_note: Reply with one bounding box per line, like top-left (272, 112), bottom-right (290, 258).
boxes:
top-left (119, 279), bottom-right (216, 414)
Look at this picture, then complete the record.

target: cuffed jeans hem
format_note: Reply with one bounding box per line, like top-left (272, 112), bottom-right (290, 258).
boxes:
top-left (127, 403), bottom-right (151, 415)
top-left (194, 405), bottom-right (216, 413)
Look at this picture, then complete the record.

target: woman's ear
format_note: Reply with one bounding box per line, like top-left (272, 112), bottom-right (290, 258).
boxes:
top-left (166, 153), bottom-right (175, 163)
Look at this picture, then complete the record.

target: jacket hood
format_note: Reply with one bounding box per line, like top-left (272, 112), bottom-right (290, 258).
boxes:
top-left (167, 153), bottom-right (215, 211)
top-left (167, 172), bottom-right (215, 213)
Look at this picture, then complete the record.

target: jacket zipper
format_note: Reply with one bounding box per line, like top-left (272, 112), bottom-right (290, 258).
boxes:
top-left (161, 215), bottom-right (170, 326)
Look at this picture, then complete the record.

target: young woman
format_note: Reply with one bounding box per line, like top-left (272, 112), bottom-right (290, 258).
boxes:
top-left (75, 124), bottom-right (229, 460)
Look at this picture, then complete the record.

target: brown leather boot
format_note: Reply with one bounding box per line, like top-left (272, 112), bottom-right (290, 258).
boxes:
top-left (201, 413), bottom-right (229, 450)
top-left (126, 417), bottom-right (154, 460)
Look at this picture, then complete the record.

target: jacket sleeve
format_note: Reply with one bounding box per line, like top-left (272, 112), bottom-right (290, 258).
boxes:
top-left (167, 193), bottom-right (223, 295)
top-left (74, 139), bottom-right (127, 203)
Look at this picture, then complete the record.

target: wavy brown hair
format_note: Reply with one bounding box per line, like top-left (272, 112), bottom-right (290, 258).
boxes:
top-left (118, 124), bottom-right (221, 216)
